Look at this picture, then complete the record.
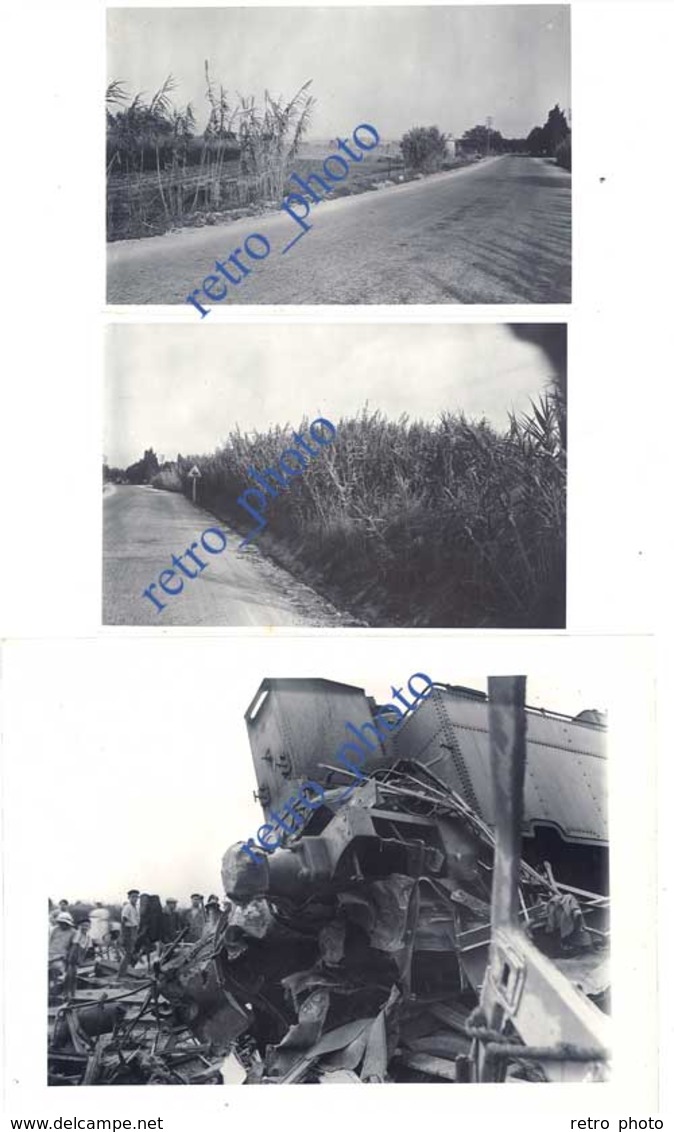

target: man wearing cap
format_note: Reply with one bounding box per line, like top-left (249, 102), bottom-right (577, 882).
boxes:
top-left (202, 895), bottom-right (224, 938)
top-left (118, 888), bottom-right (140, 978)
top-left (162, 898), bottom-right (181, 943)
top-left (185, 893), bottom-right (205, 941)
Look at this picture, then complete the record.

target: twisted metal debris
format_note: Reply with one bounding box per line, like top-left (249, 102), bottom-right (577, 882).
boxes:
top-left (49, 677), bottom-right (610, 1085)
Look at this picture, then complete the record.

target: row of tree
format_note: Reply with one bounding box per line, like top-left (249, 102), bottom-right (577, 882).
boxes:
top-left (103, 448), bottom-right (160, 485)
top-left (399, 105), bottom-right (571, 173)
top-left (462, 105), bottom-right (570, 157)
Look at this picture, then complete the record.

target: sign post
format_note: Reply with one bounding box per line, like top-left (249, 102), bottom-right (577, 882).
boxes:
top-left (187, 464), bottom-right (202, 504)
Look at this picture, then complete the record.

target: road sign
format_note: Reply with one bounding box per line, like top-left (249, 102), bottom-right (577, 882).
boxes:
top-left (188, 465), bottom-right (201, 503)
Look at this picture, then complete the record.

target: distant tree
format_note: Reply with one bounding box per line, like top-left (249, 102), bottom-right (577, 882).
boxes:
top-left (526, 125), bottom-right (547, 156)
top-left (526, 106), bottom-right (569, 157)
top-left (555, 134), bottom-right (572, 171)
top-left (103, 463), bottom-right (126, 484)
top-left (542, 104), bottom-right (570, 153)
top-left (458, 106), bottom-right (569, 161)
top-left (501, 137), bottom-right (527, 154)
top-left (461, 124), bottom-right (504, 155)
top-left (125, 448), bottom-right (160, 484)
top-left (401, 126), bottom-right (447, 172)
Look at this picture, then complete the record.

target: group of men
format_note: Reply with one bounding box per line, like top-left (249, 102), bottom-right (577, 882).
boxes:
top-left (118, 890), bottom-right (228, 975)
top-left (48, 891), bottom-right (230, 996)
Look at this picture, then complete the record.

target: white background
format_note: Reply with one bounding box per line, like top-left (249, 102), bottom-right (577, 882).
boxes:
top-left (1, 0), bottom-right (672, 1128)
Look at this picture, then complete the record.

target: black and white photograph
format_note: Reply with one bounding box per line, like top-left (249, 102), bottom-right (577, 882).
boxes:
top-left (106, 5), bottom-right (572, 307)
top-left (2, 0), bottom-right (671, 1123)
top-left (33, 649), bottom-right (610, 1087)
top-left (103, 322), bottom-right (567, 628)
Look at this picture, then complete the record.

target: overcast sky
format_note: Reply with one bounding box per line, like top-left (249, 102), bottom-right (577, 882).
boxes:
top-left (107, 6), bottom-right (570, 140)
top-left (4, 640), bottom-right (609, 904)
top-left (105, 322), bottom-right (558, 467)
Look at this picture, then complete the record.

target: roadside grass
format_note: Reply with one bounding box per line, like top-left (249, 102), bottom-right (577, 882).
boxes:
top-left (153, 404), bottom-right (566, 628)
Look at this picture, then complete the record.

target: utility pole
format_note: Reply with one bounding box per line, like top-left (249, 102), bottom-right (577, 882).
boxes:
top-left (486, 116), bottom-right (493, 157)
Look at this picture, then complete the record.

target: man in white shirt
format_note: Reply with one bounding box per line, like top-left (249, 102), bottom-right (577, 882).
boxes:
top-left (89, 902), bottom-right (111, 954)
top-left (185, 893), bottom-right (205, 942)
top-left (117, 888), bottom-right (140, 978)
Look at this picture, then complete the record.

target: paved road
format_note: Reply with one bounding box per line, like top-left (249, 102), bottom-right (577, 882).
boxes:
top-left (107, 156), bottom-right (571, 307)
top-left (103, 485), bottom-right (353, 626)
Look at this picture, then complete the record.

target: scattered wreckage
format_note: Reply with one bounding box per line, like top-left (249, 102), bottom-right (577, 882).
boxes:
top-left (48, 926), bottom-right (229, 1085)
top-left (49, 676), bottom-right (609, 1085)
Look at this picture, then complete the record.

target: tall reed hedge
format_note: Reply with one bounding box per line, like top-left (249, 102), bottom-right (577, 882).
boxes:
top-left (154, 406), bottom-right (565, 627)
top-left (106, 69), bottom-right (315, 239)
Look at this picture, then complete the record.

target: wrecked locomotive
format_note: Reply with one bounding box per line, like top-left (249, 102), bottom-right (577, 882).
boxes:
top-left (50, 677), bottom-right (608, 1086)
top-left (239, 671), bottom-right (435, 862)
top-left (166, 677), bottom-right (610, 1085)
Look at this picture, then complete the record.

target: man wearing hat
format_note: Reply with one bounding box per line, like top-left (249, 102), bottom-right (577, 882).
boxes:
top-left (49, 911), bottom-right (75, 954)
top-left (49, 911), bottom-right (75, 995)
top-left (185, 893), bottom-right (205, 941)
top-left (118, 888), bottom-right (140, 978)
